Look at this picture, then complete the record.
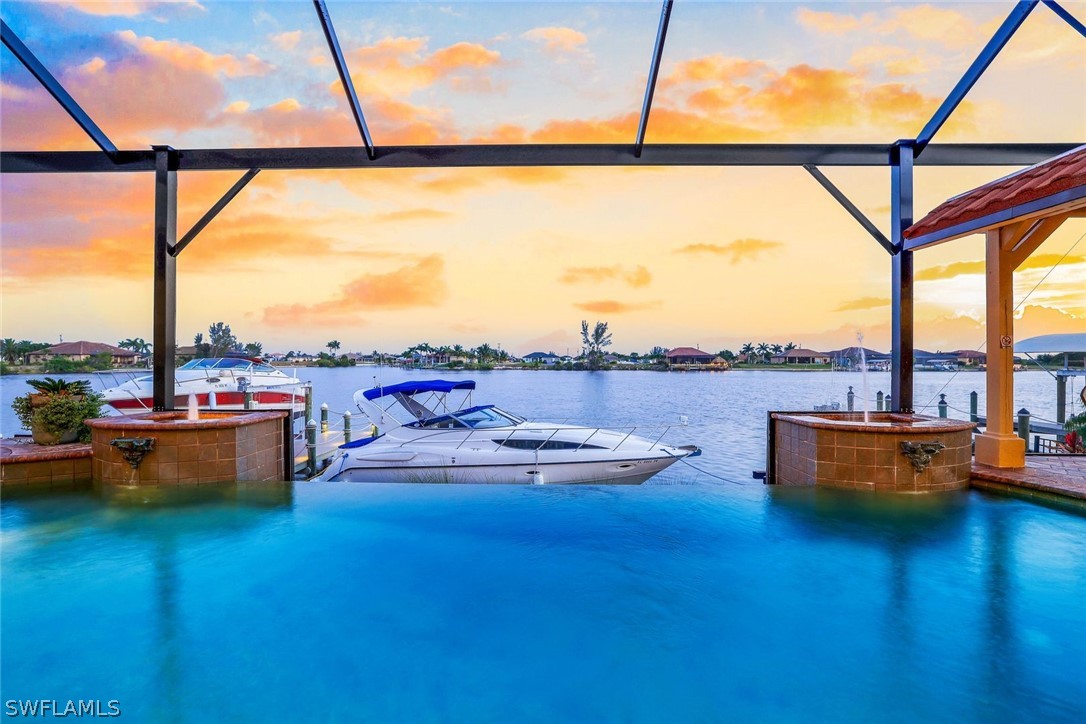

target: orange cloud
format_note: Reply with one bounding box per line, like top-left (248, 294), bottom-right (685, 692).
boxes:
top-left (521, 27), bottom-right (588, 54)
top-left (662, 55), bottom-right (768, 87)
top-left (270, 31), bottom-right (303, 51)
top-left (849, 46), bottom-right (932, 77)
top-left (55, 1), bottom-right (203, 17)
top-left (260, 255), bottom-right (448, 328)
top-left (1, 30), bottom-right (245, 149)
top-left (835, 297), bottom-right (891, 312)
top-left (917, 254), bottom-right (1086, 282)
top-left (559, 265), bottom-right (652, 288)
top-left (574, 300), bottom-right (661, 314)
top-left (797, 4), bottom-right (984, 50)
top-left (674, 239), bottom-right (783, 263)
top-left (372, 208), bottom-right (454, 223)
top-left (346, 36), bottom-right (500, 97)
top-left (795, 8), bottom-right (874, 35)
top-left (116, 30), bottom-right (272, 77)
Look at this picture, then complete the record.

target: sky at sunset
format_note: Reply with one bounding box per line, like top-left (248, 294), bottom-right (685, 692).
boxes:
top-left (1, 0), bottom-right (1084, 356)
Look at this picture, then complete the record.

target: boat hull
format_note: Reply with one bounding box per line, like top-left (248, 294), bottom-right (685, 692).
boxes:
top-left (320, 453), bottom-right (683, 485)
top-left (106, 390), bottom-right (305, 412)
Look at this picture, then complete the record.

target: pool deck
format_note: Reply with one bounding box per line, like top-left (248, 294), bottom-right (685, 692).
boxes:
top-left (1, 436), bottom-right (92, 487)
top-left (971, 455), bottom-right (1086, 501)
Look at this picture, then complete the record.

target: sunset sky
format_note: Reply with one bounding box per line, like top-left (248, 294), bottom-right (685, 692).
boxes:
top-left (1, 0), bottom-right (1083, 356)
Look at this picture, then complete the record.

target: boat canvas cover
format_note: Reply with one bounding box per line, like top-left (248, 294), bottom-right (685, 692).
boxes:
top-left (362, 380), bottom-right (476, 400)
top-left (355, 379), bottom-right (476, 431)
top-left (1015, 333), bottom-right (1086, 354)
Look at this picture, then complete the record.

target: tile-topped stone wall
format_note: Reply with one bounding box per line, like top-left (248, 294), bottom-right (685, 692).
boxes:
top-left (88, 411), bottom-right (288, 485)
top-left (773, 412), bottom-right (975, 493)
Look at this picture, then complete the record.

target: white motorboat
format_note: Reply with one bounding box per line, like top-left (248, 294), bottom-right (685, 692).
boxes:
top-left (98, 357), bottom-right (308, 413)
top-left (317, 380), bottom-right (699, 484)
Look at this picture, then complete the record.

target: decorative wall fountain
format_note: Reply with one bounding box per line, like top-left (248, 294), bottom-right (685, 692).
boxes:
top-left (769, 412), bottom-right (976, 493)
top-left (87, 411), bottom-right (289, 486)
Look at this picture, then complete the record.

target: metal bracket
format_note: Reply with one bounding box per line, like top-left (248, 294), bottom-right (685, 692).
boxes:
top-left (172, 169), bottom-right (261, 256)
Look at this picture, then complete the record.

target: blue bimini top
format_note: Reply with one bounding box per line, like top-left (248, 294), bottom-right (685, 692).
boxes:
top-left (361, 380), bottom-right (476, 400)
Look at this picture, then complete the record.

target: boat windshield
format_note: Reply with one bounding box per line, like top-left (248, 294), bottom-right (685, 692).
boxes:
top-left (415, 405), bottom-right (521, 430)
top-left (455, 407), bottom-right (521, 429)
top-left (178, 358), bottom-right (274, 372)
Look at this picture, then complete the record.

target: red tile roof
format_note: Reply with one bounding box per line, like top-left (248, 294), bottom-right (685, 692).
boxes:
top-left (44, 341), bottom-right (134, 356)
top-left (774, 348), bottom-right (828, 358)
top-left (905, 145), bottom-right (1086, 244)
top-left (666, 347), bottom-right (712, 357)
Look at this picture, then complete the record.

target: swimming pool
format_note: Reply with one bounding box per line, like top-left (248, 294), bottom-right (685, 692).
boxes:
top-left (2, 482), bottom-right (1083, 721)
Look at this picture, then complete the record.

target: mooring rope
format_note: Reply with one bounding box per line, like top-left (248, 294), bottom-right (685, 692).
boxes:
top-left (661, 448), bottom-right (746, 485)
top-left (916, 229), bottom-right (1085, 415)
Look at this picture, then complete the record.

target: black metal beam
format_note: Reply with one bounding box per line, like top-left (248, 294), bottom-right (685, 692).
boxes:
top-left (0, 19), bottom-right (118, 157)
top-left (891, 141), bottom-right (915, 413)
top-left (172, 169), bottom-right (260, 256)
top-left (1043, 0), bottom-right (1086, 37)
top-left (914, 1), bottom-right (1038, 157)
top-left (803, 164), bottom-right (896, 254)
top-left (313, 0), bottom-right (375, 159)
top-left (151, 146), bottom-right (178, 411)
top-left (634, 0), bottom-right (674, 158)
top-left (1, 143), bottom-right (1077, 174)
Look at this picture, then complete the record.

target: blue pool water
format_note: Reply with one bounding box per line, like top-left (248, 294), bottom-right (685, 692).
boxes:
top-left (2, 481), bottom-right (1084, 722)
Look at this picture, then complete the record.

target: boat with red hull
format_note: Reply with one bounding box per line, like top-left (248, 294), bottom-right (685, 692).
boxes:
top-left (99, 357), bottom-right (308, 413)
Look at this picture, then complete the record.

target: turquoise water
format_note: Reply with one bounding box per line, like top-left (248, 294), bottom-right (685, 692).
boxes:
top-left (3, 482), bottom-right (1084, 722)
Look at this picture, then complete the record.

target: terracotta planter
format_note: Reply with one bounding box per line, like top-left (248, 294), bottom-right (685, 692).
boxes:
top-left (30, 421), bottom-right (80, 446)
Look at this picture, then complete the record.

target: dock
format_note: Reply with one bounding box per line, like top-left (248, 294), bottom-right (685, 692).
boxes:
top-left (972, 456), bottom-right (1086, 503)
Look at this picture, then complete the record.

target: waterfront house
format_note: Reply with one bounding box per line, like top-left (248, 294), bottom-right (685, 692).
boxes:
top-left (665, 347), bottom-right (717, 366)
top-left (524, 352), bottom-right (560, 365)
top-left (953, 349), bottom-right (987, 367)
top-left (28, 341), bottom-right (137, 367)
top-left (770, 348), bottom-right (831, 365)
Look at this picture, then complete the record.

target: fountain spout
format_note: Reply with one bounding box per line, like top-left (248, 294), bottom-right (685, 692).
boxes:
top-left (110, 437), bottom-right (156, 469)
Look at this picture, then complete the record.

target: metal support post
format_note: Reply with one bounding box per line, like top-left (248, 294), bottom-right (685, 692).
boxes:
top-left (891, 140), bottom-right (915, 412)
top-left (151, 146), bottom-right (177, 410)
top-left (938, 394), bottom-right (948, 418)
top-left (1017, 408), bottom-right (1031, 444)
top-left (307, 419), bottom-right (317, 477)
top-left (847, 386), bottom-right (855, 411)
top-left (970, 391), bottom-right (979, 423)
top-left (1056, 373), bottom-right (1067, 424)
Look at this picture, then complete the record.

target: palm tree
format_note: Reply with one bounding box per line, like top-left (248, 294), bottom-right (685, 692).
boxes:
top-left (740, 342), bottom-right (754, 362)
top-left (581, 320), bottom-right (613, 371)
top-left (771, 344), bottom-right (783, 356)
top-left (327, 340), bottom-right (340, 356)
top-left (1, 338), bottom-right (19, 364)
top-left (474, 343), bottom-right (495, 363)
top-left (784, 341), bottom-right (798, 352)
top-left (756, 342), bottom-right (770, 363)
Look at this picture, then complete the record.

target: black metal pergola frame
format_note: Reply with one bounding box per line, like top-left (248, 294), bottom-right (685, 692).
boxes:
top-left (2, 0), bottom-right (1083, 411)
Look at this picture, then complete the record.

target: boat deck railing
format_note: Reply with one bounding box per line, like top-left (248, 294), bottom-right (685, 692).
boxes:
top-left (389, 424), bottom-right (678, 453)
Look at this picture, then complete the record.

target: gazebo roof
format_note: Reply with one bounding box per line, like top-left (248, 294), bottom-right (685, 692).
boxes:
top-left (904, 144), bottom-right (1086, 249)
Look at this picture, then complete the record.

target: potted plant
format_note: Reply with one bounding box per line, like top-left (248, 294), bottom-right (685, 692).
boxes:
top-left (12, 378), bottom-right (102, 445)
